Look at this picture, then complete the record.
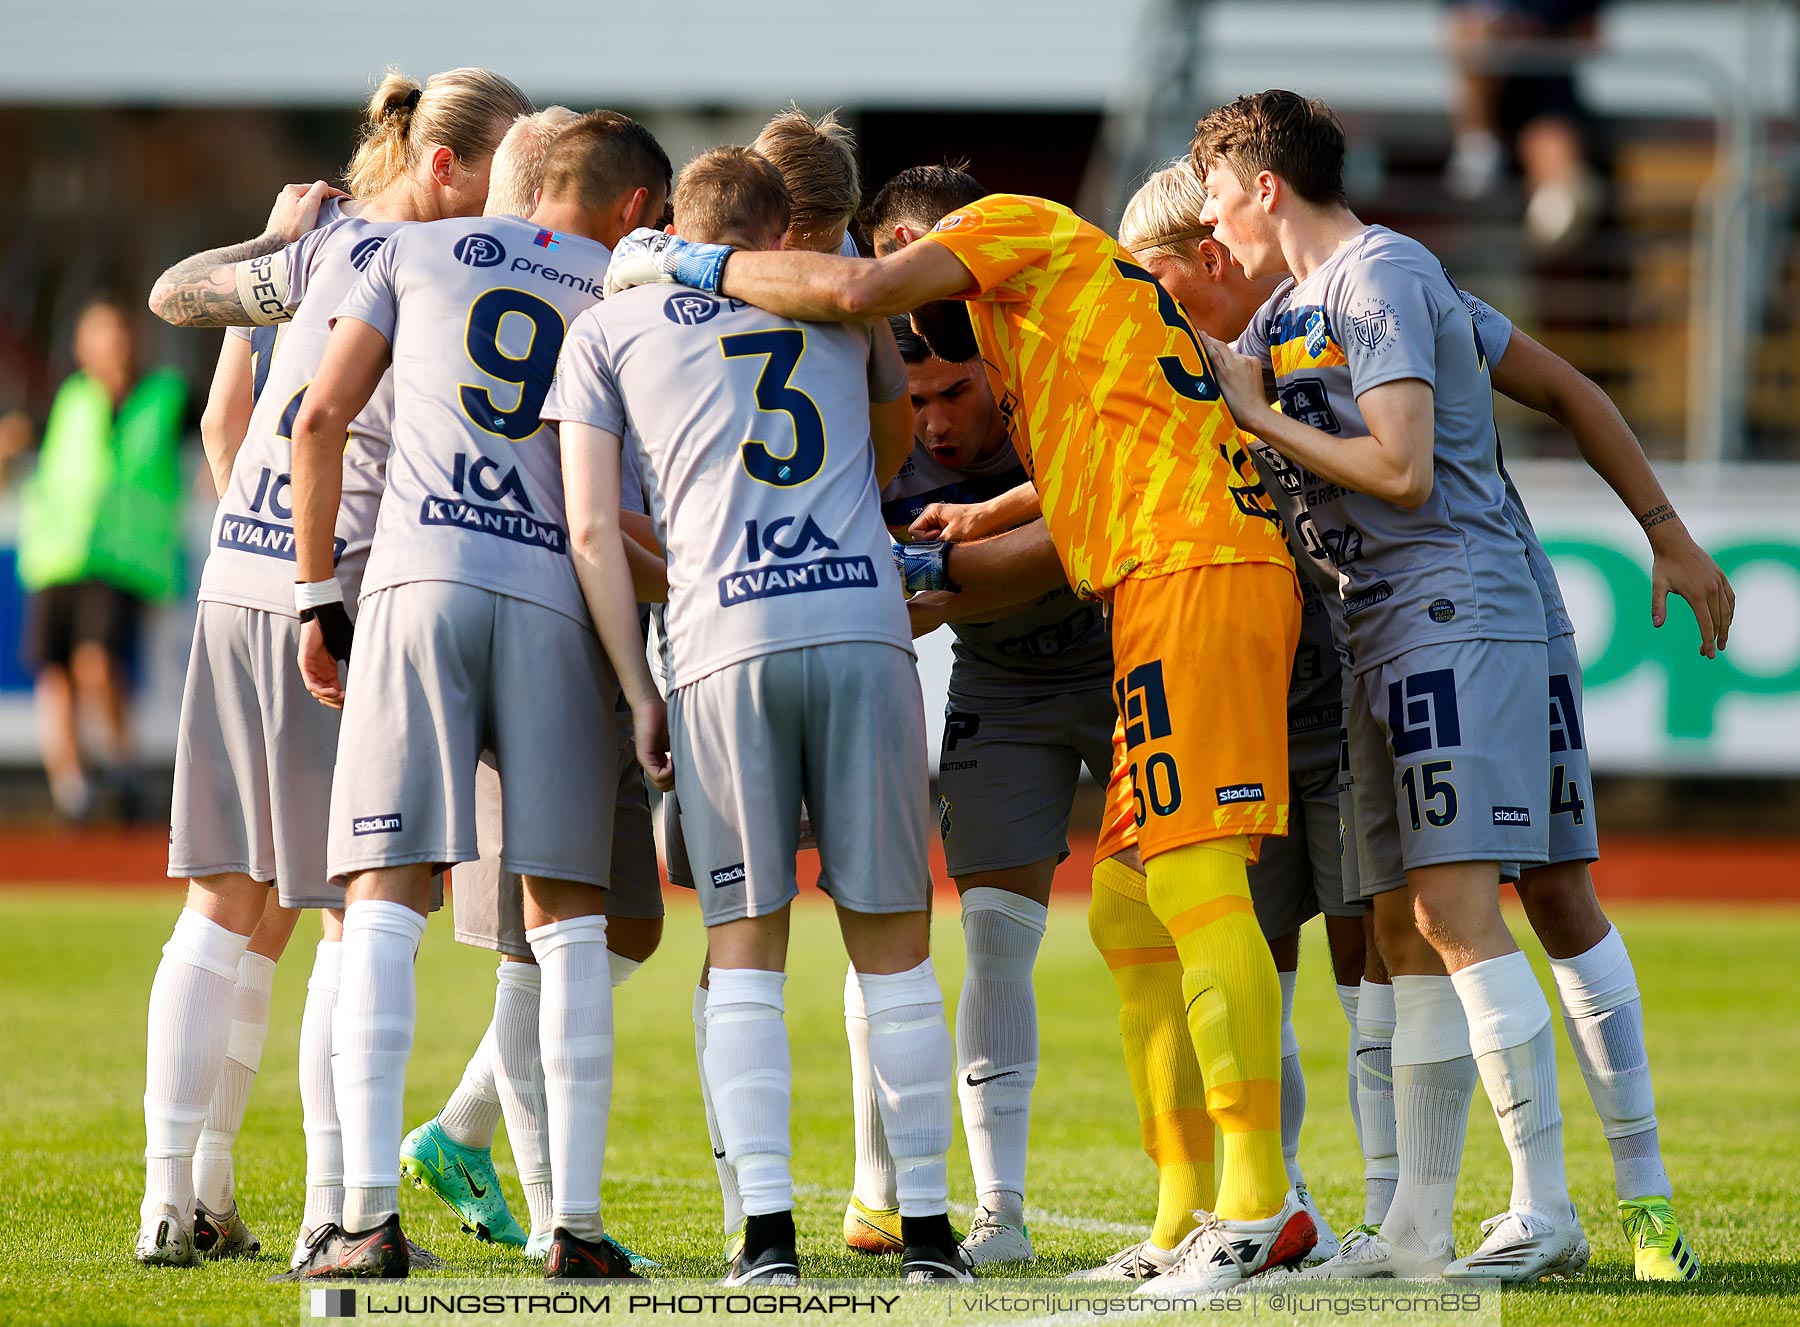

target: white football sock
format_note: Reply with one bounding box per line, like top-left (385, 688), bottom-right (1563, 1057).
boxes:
top-left (1383, 975), bottom-right (1476, 1257)
top-left (1278, 967), bottom-right (1305, 1186)
top-left (1336, 983), bottom-right (1362, 1148)
top-left (437, 1020), bottom-right (503, 1149)
top-left (300, 939), bottom-right (344, 1236)
top-left (194, 949), bottom-right (276, 1213)
top-left (1452, 952), bottom-right (1569, 1226)
top-left (858, 959), bottom-right (954, 1218)
top-left (143, 908), bottom-right (250, 1224)
top-left (490, 962), bottom-right (549, 1236)
top-left (1356, 979), bottom-right (1399, 1226)
top-left (844, 965), bottom-right (897, 1210)
top-left (528, 915), bottom-right (613, 1242)
top-left (705, 968), bottom-right (792, 1217)
top-left (1550, 925), bottom-right (1669, 1201)
top-left (694, 983), bottom-right (744, 1235)
top-left (608, 952), bottom-right (642, 988)
top-left (336, 900), bottom-right (425, 1233)
top-left (956, 889), bottom-right (1045, 1221)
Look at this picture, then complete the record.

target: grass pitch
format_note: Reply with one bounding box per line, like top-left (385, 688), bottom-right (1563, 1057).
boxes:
top-left (1, 889), bottom-right (1796, 1325)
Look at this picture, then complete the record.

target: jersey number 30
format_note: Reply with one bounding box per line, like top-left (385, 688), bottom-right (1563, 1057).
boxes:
top-left (459, 289), bottom-right (566, 441)
top-left (721, 328), bottom-right (827, 487)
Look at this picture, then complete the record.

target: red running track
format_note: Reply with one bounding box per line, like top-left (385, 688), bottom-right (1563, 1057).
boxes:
top-left (2, 826), bottom-right (1796, 904)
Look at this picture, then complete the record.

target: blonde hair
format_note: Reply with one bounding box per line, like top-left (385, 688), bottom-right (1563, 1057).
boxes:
top-left (753, 105), bottom-right (859, 243)
top-left (673, 147), bottom-right (790, 248)
top-left (345, 66), bottom-right (533, 199)
top-left (485, 106), bottom-right (581, 218)
top-left (1118, 158), bottom-right (1213, 264)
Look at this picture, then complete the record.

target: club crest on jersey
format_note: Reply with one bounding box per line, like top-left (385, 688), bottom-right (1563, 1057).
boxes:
top-left (454, 233), bottom-right (507, 268)
top-left (1304, 309), bottom-right (1329, 359)
top-left (1349, 298), bottom-right (1398, 354)
top-left (349, 236), bottom-right (387, 271)
top-left (664, 293), bottom-right (721, 326)
top-left (533, 229), bottom-right (560, 249)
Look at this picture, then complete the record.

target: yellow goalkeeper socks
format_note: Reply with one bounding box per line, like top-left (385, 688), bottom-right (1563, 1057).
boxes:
top-left (1144, 837), bottom-right (1286, 1222)
top-left (1090, 857), bottom-right (1215, 1249)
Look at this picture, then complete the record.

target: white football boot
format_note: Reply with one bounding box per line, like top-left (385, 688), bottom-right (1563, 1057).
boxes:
top-left (1290, 1222), bottom-right (1453, 1280)
top-left (1444, 1206), bottom-right (1589, 1283)
top-left (134, 1203), bottom-right (198, 1268)
top-left (1134, 1189), bottom-right (1317, 1295)
top-left (959, 1207), bottom-right (1033, 1266)
top-left (1294, 1182), bottom-right (1340, 1266)
top-left (1067, 1239), bottom-right (1176, 1281)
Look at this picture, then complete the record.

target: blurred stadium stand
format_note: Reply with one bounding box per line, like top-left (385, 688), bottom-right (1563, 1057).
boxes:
top-left (0, 0), bottom-right (1795, 828)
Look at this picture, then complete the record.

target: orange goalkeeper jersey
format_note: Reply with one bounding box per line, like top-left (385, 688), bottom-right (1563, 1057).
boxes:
top-left (918, 193), bottom-right (1290, 598)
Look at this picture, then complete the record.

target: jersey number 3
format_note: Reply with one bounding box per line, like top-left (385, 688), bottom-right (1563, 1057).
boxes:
top-left (721, 328), bottom-right (827, 487)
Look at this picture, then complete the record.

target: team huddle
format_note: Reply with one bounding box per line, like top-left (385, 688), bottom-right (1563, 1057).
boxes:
top-left (132, 70), bottom-right (1735, 1289)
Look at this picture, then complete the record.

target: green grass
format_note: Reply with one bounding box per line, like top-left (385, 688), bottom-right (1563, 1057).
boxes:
top-left (1, 890), bottom-right (1796, 1325)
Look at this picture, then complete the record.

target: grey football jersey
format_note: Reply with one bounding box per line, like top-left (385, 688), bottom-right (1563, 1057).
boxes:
top-left (881, 441), bottom-right (1110, 696)
top-left (1458, 291), bottom-right (1576, 640)
top-left (544, 286), bottom-right (912, 688)
top-left (199, 217), bottom-right (404, 618)
top-left (336, 214), bottom-right (608, 625)
top-left (1237, 226), bottom-right (1543, 673)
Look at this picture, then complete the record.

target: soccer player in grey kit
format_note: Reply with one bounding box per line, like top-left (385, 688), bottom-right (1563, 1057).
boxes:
top-left (285, 112), bottom-right (670, 1281)
top-left (549, 146), bottom-right (967, 1285)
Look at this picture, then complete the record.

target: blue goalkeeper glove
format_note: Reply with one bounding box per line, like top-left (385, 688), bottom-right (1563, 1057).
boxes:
top-left (603, 227), bottom-right (732, 298)
top-left (892, 539), bottom-right (959, 595)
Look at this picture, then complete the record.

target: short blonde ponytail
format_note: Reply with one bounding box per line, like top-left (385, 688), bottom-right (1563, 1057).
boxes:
top-left (345, 66), bottom-right (533, 199)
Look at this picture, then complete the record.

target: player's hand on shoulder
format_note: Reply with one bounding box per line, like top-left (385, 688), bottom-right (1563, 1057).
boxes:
top-left (603, 227), bottom-right (731, 299)
top-left (297, 616), bottom-right (347, 710)
top-left (631, 694), bottom-right (675, 792)
top-left (266, 180), bottom-right (347, 244)
top-left (1199, 331), bottom-right (1270, 422)
top-left (1650, 527), bottom-right (1736, 658)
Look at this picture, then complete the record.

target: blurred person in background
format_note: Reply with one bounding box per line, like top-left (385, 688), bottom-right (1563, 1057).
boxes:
top-left (1443, 0), bottom-right (1607, 250)
top-left (10, 294), bottom-right (186, 820)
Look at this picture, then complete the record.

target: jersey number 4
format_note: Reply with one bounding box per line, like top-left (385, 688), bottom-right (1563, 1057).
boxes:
top-left (458, 288), bottom-right (566, 441)
top-left (720, 328), bottom-right (827, 488)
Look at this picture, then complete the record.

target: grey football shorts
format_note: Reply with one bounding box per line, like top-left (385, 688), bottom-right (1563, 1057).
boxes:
top-left (668, 641), bottom-right (930, 926)
top-left (935, 675), bottom-right (1115, 877)
top-left (327, 582), bottom-right (620, 888)
top-left (169, 602), bottom-right (342, 909)
top-left (1544, 631), bottom-right (1600, 865)
top-left (1348, 637), bottom-right (1551, 898)
top-left (1249, 757), bottom-right (1362, 937)
top-left (452, 722), bottom-right (666, 959)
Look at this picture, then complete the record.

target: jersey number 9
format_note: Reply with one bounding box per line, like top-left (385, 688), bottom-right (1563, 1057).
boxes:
top-left (459, 289), bottom-right (566, 441)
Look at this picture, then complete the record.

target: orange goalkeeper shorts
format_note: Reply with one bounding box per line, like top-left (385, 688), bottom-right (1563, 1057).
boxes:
top-left (1105, 561), bottom-right (1301, 862)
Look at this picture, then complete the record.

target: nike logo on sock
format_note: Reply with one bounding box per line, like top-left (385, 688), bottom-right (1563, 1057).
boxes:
top-left (713, 1149), bottom-right (727, 1159)
top-left (454, 1160), bottom-right (488, 1198)
top-left (965, 1070), bottom-right (1018, 1087)
top-left (1496, 1098), bottom-right (1532, 1118)
top-left (1355, 1045), bottom-right (1392, 1057)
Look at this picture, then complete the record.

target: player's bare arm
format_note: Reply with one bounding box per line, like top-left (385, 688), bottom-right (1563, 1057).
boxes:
top-left (561, 421), bottom-right (674, 790)
top-left (909, 480), bottom-right (1042, 542)
top-left (288, 316), bottom-right (390, 706)
top-left (868, 318), bottom-right (914, 485)
top-left (618, 508), bottom-right (670, 603)
top-left (198, 336), bottom-right (255, 497)
top-left (1491, 327), bottom-right (1735, 656)
top-left (697, 240), bottom-right (972, 323)
top-left (1205, 330), bottom-right (1435, 509)
top-left (902, 520), bottom-right (1069, 636)
top-left (148, 181), bottom-right (346, 327)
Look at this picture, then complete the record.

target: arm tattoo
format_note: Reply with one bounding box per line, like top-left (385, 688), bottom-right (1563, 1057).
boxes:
top-left (149, 232), bottom-right (290, 328)
top-left (1638, 503), bottom-right (1678, 532)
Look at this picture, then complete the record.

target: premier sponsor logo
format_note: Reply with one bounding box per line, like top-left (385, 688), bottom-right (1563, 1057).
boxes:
top-left (717, 555), bottom-right (876, 606)
top-left (1216, 783), bottom-right (1266, 805)
top-left (1342, 580), bottom-right (1393, 618)
top-left (352, 814), bottom-right (403, 836)
top-left (508, 255), bottom-right (598, 295)
top-left (1492, 806), bottom-right (1533, 826)
top-left (709, 863), bottom-right (746, 888)
top-left (419, 497), bottom-right (567, 552)
top-left (217, 515), bottom-right (345, 563)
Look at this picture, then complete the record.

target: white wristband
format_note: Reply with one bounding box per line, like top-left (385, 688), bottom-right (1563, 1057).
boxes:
top-left (294, 579), bottom-right (344, 613)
